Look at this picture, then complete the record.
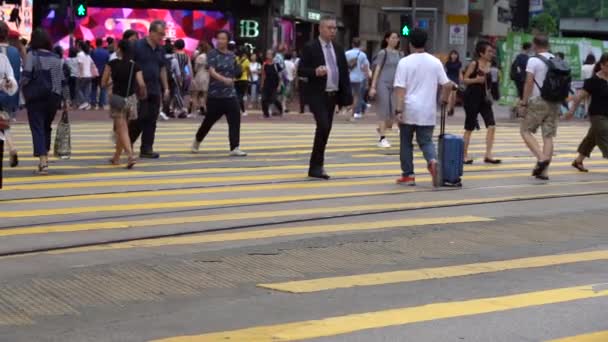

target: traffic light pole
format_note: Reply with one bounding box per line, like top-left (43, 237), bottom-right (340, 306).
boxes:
top-left (411, 0), bottom-right (416, 29)
top-left (69, 0), bottom-right (74, 49)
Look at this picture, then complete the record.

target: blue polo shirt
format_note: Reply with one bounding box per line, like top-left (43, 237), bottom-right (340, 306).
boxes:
top-left (90, 47), bottom-right (110, 76)
top-left (133, 38), bottom-right (165, 96)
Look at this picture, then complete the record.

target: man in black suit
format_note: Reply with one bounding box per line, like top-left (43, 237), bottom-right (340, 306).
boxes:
top-left (298, 16), bottom-right (353, 179)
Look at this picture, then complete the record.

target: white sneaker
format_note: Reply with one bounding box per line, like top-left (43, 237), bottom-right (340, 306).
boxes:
top-left (159, 112), bottom-right (169, 121)
top-left (85, 104), bottom-right (92, 110)
top-left (378, 138), bottom-right (391, 148)
top-left (230, 147), bottom-right (247, 157)
top-left (191, 139), bottom-right (201, 153)
top-left (366, 103), bottom-right (372, 109)
top-left (78, 102), bottom-right (89, 110)
top-left (242, 111), bottom-right (248, 117)
top-left (353, 113), bottom-right (363, 119)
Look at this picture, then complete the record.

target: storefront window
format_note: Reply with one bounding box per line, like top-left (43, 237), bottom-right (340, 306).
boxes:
top-left (283, 0), bottom-right (307, 18)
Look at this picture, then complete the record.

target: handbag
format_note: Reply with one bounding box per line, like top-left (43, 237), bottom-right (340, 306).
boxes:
top-left (53, 109), bottom-right (71, 159)
top-left (22, 52), bottom-right (53, 103)
top-left (109, 60), bottom-right (135, 112)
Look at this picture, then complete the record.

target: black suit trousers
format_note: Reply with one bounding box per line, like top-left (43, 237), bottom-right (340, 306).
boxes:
top-left (309, 92), bottom-right (337, 171)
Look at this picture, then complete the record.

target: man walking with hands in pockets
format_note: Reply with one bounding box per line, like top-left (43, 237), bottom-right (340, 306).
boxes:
top-left (393, 28), bottom-right (452, 186)
top-left (298, 15), bottom-right (352, 180)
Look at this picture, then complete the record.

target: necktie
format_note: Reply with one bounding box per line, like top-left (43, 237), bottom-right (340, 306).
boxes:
top-left (325, 43), bottom-right (339, 89)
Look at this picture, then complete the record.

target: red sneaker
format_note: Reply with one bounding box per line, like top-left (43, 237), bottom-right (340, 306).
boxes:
top-left (428, 161), bottom-right (439, 187)
top-left (396, 176), bottom-right (416, 186)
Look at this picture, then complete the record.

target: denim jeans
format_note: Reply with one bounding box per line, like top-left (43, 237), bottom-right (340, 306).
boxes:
top-left (76, 77), bottom-right (92, 106)
top-left (359, 81), bottom-right (368, 114)
top-left (350, 82), bottom-right (367, 114)
top-left (399, 124), bottom-right (437, 176)
top-left (90, 77), bottom-right (107, 107)
top-left (249, 81), bottom-right (259, 105)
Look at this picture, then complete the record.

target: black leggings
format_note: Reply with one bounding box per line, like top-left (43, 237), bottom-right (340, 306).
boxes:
top-left (262, 88), bottom-right (282, 117)
top-left (195, 97), bottom-right (241, 150)
top-left (235, 80), bottom-right (248, 113)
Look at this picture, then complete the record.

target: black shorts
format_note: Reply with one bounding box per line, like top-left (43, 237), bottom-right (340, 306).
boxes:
top-left (464, 100), bottom-right (496, 131)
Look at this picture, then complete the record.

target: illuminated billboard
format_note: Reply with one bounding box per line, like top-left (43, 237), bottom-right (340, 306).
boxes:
top-left (42, 7), bottom-right (233, 52)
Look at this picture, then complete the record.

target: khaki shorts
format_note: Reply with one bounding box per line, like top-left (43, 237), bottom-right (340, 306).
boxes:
top-left (520, 98), bottom-right (560, 138)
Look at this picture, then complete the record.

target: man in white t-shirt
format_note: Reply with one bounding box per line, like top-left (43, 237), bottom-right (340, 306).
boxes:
top-left (518, 35), bottom-right (560, 180)
top-left (76, 42), bottom-right (94, 110)
top-left (393, 28), bottom-right (452, 186)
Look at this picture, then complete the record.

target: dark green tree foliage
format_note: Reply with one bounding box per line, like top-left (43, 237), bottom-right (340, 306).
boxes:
top-left (530, 13), bottom-right (559, 35)
top-left (543, 0), bottom-right (606, 19)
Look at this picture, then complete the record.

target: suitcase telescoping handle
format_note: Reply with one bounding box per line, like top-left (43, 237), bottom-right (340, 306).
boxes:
top-left (440, 103), bottom-right (447, 136)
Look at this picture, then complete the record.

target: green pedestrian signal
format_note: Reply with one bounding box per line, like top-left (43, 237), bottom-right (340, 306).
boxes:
top-left (75, 3), bottom-right (87, 18)
top-left (400, 15), bottom-right (412, 37)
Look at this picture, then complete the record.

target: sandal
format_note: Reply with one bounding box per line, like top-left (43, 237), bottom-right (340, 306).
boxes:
top-left (127, 156), bottom-right (137, 169)
top-left (109, 157), bottom-right (120, 165)
top-left (35, 164), bottom-right (49, 175)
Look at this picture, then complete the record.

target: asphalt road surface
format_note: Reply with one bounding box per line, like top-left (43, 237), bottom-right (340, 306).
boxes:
top-left (0, 112), bottom-right (607, 342)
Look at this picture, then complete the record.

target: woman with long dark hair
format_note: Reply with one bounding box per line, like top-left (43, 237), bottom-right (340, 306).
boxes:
top-left (102, 39), bottom-right (146, 169)
top-left (462, 40), bottom-right (501, 165)
top-left (21, 29), bottom-right (68, 175)
top-left (191, 30), bottom-right (246, 156)
top-left (369, 31), bottom-right (401, 148)
top-left (568, 53), bottom-right (608, 172)
top-left (445, 50), bottom-right (462, 116)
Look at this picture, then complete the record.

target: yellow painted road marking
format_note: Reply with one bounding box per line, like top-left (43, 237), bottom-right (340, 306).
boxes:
top-left (150, 284), bottom-right (608, 342)
top-left (3, 158), bottom-right (302, 171)
top-left (548, 331), bottom-right (608, 342)
top-left (0, 189), bottom-right (414, 219)
top-left (0, 190), bottom-right (604, 237)
top-left (6, 178), bottom-right (608, 206)
top-left (4, 168), bottom-right (608, 191)
top-left (41, 216), bottom-right (491, 256)
top-left (259, 250), bottom-right (608, 293)
top-left (7, 158), bottom-right (608, 182)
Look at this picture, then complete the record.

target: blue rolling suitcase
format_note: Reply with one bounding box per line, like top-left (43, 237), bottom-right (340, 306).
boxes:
top-left (437, 104), bottom-right (464, 187)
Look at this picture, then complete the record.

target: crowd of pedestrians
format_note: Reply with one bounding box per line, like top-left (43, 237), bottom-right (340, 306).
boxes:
top-left (1, 17), bottom-right (608, 190)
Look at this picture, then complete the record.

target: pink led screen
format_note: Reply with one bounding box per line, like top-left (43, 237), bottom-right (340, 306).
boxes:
top-left (42, 7), bottom-right (233, 52)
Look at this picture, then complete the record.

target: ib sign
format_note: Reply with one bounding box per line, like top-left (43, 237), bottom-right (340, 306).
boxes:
top-left (239, 20), bottom-right (260, 38)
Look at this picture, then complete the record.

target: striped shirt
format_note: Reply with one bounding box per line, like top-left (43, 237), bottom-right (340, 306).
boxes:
top-left (22, 49), bottom-right (68, 100)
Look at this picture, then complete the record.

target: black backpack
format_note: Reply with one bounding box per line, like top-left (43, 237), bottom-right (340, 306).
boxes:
top-left (533, 54), bottom-right (571, 103)
top-left (509, 53), bottom-right (528, 82)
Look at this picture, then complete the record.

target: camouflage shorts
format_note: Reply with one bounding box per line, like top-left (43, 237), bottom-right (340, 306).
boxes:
top-left (520, 98), bottom-right (560, 138)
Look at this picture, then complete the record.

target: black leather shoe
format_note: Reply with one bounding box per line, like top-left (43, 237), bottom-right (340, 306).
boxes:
top-left (532, 160), bottom-right (550, 176)
top-left (308, 169), bottom-right (330, 180)
top-left (140, 152), bottom-right (160, 159)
